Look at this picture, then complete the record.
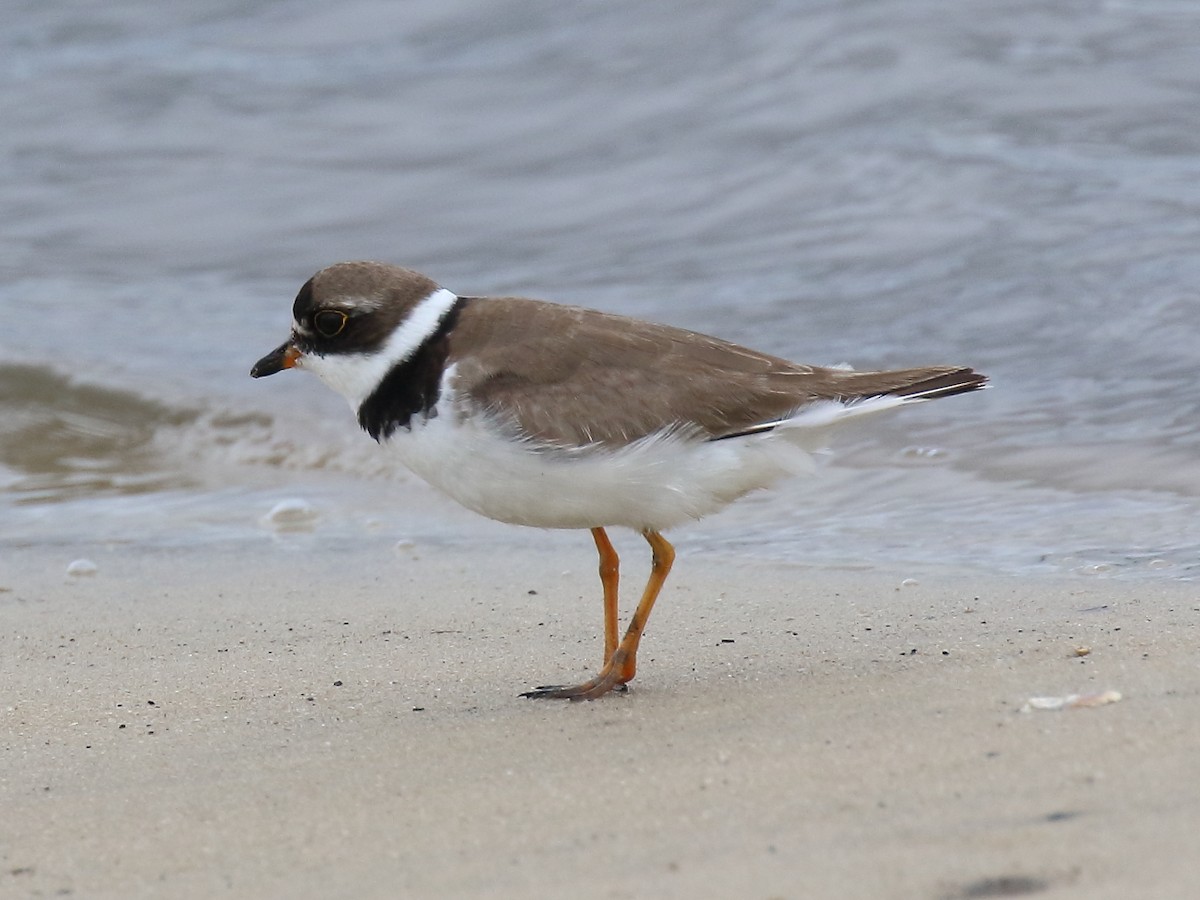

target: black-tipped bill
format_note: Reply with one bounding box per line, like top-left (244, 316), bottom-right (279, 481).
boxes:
top-left (251, 342), bottom-right (299, 378)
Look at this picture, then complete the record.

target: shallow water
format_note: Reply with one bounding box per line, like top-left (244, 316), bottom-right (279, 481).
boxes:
top-left (2, 0), bottom-right (1198, 579)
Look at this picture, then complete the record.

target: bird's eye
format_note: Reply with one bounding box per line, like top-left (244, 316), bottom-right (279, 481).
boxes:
top-left (313, 309), bottom-right (348, 338)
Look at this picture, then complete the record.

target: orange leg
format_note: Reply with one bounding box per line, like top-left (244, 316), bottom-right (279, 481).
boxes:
top-left (591, 527), bottom-right (620, 664)
top-left (523, 530), bottom-right (675, 701)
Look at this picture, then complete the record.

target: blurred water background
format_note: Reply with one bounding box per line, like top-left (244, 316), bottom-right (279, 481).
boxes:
top-left (2, 0), bottom-right (1198, 579)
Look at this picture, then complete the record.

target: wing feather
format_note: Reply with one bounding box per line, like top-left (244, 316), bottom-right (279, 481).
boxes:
top-left (446, 298), bottom-right (983, 448)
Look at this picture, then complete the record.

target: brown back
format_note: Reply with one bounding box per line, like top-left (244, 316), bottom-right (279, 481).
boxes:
top-left (447, 298), bottom-right (983, 448)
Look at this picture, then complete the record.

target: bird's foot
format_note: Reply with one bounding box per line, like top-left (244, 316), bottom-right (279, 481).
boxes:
top-left (521, 675), bottom-right (629, 701)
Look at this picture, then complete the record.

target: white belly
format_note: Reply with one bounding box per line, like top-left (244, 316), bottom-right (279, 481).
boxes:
top-left (382, 393), bottom-right (818, 532)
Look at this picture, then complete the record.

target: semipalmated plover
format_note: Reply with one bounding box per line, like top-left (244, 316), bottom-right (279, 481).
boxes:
top-left (252, 261), bottom-right (986, 700)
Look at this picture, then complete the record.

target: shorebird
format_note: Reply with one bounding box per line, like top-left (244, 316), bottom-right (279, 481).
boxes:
top-left (252, 261), bottom-right (986, 699)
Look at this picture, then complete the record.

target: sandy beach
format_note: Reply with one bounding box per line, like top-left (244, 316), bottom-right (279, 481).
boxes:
top-left (5, 1), bottom-right (1200, 897)
top-left (3, 533), bottom-right (1197, 900)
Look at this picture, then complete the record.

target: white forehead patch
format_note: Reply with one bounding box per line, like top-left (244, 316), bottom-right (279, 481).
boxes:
top-left (297, 287), bottom-right (460, 411)
top-left (329, 294), bottom-right (385, 313)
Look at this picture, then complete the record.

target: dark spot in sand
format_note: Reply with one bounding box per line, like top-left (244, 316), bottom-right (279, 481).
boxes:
top-left (951, 875), bottom-right (1050, 898)
top-left (1043, 810), bottom-right (1081, 823)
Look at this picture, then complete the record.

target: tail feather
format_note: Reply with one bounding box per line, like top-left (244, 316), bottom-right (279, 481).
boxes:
top-left (713, 366), bottom-right (987, 441)
top-left (883, 366), bottom-right (988, 401)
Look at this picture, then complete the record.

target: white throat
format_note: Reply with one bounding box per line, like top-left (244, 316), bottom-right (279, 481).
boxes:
top-left (297, 287), bottom-right (460, 411)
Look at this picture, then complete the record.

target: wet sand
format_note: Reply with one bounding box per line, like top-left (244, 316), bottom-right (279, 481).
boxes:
top-left (3, 536), bottom-right (1198, 899)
